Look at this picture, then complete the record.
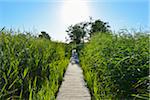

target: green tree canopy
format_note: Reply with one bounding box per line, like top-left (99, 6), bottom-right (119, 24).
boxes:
top-left (66, 18), bottom-right (111, 44)
top-left (66, 22), bottom-right (88, 44)
top-left (89, 19), bottom-right (110, 37)
top-left (39, 31), bottom-right (51, 40)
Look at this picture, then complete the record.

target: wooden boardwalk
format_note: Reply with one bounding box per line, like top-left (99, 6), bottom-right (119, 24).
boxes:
top-left (56, 63), bottom-right (91, 100)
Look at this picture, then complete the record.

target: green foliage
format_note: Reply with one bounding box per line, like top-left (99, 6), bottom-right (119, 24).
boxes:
top-left (66, 18), bottom-right (110, 45)
top-left (66, 22), bottom-right (88, 44)
top-left (39, 31), bottom-right (51, 40)
top-left (80, 32), bottom-right (149, 99)
top-left (0, 31), bottom-right (70, 100)
top-left (89, 19), bottom-right (110, 37)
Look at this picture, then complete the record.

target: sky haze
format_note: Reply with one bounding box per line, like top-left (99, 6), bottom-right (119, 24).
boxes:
top-left (0, 0), bottom-right (149, 41)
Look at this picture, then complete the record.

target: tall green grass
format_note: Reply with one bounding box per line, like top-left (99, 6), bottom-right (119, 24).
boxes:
top-left (0, 31), bottom-right (71, 100)
top-left (80, 32), bottom-right (149, 99)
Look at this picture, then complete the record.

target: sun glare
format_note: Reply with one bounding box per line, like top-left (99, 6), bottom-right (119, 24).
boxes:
top-left (61, 0), bottom-right (90, 25)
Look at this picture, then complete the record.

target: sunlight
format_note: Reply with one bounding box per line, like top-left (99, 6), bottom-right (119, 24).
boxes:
top-left (61, 0), bottom-right (90, 25)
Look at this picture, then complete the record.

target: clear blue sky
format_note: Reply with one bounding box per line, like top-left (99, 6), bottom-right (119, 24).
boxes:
top-left (0, 0), bottom-right (149, 42)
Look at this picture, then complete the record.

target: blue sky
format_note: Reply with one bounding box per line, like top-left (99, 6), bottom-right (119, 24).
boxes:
top-left (0, 0), bottom-right (149, 42)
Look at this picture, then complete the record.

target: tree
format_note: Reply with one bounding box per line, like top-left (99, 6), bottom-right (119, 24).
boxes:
top-left (39, 31), bottom-right (51, 40)
top-left (66, 18), bottom-right (111, 44)
top-left (89, 19), bottom-right (110, 37)
top-left (66, 22), bottom-right (89, 44)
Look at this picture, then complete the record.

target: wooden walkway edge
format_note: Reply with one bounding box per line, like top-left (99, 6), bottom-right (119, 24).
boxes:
top-left (56, 63), bottom-right (91, 100)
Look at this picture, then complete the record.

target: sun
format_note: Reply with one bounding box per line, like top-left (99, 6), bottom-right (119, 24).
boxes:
top-left (61, 0), bottom-right (90, 26)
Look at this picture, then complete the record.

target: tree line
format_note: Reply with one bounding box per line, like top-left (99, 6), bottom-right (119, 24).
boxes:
top-left (66, 17), bottom-right (110, 44)
top-left (38, 18), bottom-right (110, 45)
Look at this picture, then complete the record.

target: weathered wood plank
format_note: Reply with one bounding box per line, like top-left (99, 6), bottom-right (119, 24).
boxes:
top-left (56, 63), bottom-right (91, 100)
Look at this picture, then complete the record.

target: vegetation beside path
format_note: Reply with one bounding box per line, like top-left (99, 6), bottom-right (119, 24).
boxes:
top-left (80, 32), bottom-right (149, 99)
top-left (0, 17), bottom-right (149, 100)
top-left (0, 31), bottom-right (71, 100)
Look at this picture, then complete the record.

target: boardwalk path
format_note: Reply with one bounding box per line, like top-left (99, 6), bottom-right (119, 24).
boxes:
top-left (56, 63), bottom-right (91, 100)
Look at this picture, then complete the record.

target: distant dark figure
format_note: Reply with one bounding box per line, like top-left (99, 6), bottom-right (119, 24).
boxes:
top-left (70, 49), bottom-right (79, 64)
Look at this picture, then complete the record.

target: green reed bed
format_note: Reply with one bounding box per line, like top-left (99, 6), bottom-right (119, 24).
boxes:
top-left (0, 31), bottom-right (70, 100)
top-left (80, 32), bottom-right (149, 100)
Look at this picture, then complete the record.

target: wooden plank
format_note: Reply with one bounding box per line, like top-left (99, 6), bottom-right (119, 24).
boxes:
top-left (56, 63), bottom-right (91, 100)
